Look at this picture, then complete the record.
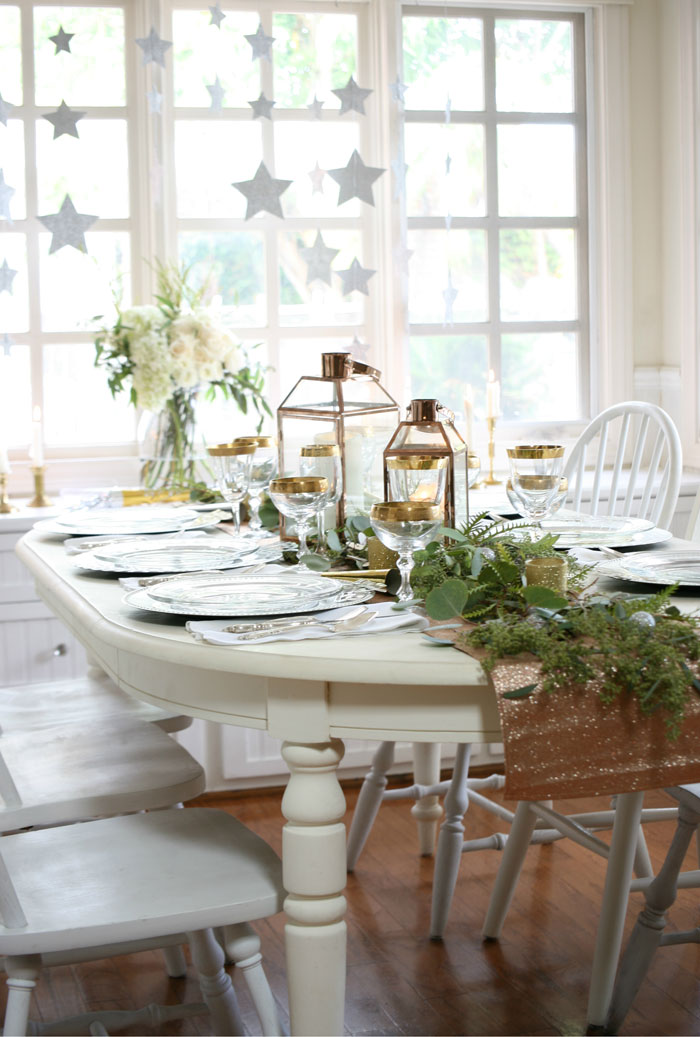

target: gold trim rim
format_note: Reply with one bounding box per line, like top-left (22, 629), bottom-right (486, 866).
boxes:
top-left (269, 476), bottom-right (329, 493)
top-left (386, 455), bottom-right (448, 470)
top-left (506, 444), bottom-right (565, 459)
top-left (371, 501), bottom-right (442, 522)
top-left (300, 444), bottom-right (341, 457)
top-left (234, 436), bottom-right (275, 448)
top-left (207, 443), bottom-right (257, 456)
top-left (507, 477), bottom-right (568, 491)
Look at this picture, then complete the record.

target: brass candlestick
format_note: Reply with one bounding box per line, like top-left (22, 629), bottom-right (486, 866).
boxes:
top-left (483, 417), bottom-right (502, 485)
top-left (0, 473), bottom-right (17, 513)
top-left (28, 465), bottom-right (52, 508)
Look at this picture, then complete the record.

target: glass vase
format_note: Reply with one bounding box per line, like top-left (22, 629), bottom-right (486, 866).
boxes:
top-left (138, 388), bottom-right (200, 491)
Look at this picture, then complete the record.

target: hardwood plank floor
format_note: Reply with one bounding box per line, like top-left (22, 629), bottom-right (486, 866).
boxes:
top-left (5, 781), bottom-right (700, 1036)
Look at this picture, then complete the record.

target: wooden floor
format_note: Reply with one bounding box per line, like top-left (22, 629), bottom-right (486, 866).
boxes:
top-left (8, 781), bottom-right (700, 1037)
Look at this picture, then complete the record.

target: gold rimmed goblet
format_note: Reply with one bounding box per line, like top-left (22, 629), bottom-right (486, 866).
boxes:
top-left (207, 442), bottom-right (256, 537)
top-left (269, 476), bottom-right (330, 563)
top-left (234, 436), bottom-right (278, 535)
top-left (300, 444), bottom-right (343, 553)
top-left (369, 500), bottom-right (442, 601)
top-left (506, 445), bottom-right (566, 527)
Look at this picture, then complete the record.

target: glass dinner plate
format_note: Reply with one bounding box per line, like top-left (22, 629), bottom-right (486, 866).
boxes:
top-left (92, 537), bottom-right (258, 568)
top-left (37, 507), bottom-right (212, 537)
top-left (124, 580), bottom-right (373, 617)
top-left (146, 571), bottom-right (347, 609)
top-left (73, 542), bottom-right (284, 575)
top-left (500, 512), bottom-right (662, 549)
top-left (597, 550), bottom-right (700, 587)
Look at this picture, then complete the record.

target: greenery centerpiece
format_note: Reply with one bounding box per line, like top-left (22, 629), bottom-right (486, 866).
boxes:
top-left (94, 263), bottom-right (270, 491)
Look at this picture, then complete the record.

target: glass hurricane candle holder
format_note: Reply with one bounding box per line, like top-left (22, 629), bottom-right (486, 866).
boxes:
top-left (234, 436), bottom-right (277, 534)
top-left (207, 443), bottom-right (256, 537)
top-left (300, 444), bottom-right (342, 552)
top-left (387, 455), bottom-right (447, 506)
top-left (506, 445), bottom-right (565, 526)
top-left (506, 476), bottom-right (568, 518)
top-left (370, 501), bottom-right (442, 601)
top-left (268, 476), bottom-right (329, 562)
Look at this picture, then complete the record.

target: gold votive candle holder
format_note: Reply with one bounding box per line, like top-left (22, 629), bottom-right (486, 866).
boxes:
top-left (525, 556), bottom-right (567, 595)
top-left (28, 465), bottom-right (52, 508)
top-left (367, 535), bottom-right (399, 570)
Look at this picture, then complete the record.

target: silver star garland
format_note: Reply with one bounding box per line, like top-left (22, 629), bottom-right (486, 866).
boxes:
top-left (308, 162), bottom-right (326, 194)
top-left (1, 334), bottom-right (13, 356)
top-left (445, 96), bottom-right (452, 125)
top-left (245, 23), bottom-right (275, 62)
top-left (232, 162), bottom-right (291, 219)
top-left (443, 272), bottom-right (458, 326)
top-left (38, 194), bottom-right (98, 254)
top-left (328, 150), bottom-right (385, 207)
top-left (0, 259), bottom-right (17, 294)
top-left (249, 92), bottom-right (275, 120)
top-left (307, 96), bottom-right (324, 119)
top-left (207, 77), bottom-right (226, 111)
top-left (299, 232), bottom-right (339, 286)
top-left (350, 335), bottom-right (371, 361)
top-left (336, 258), bottom-right (375, 297)
top-left (43, 100), bottom-right (86, 139)
top-left (389, 76), bottom-right (407, 106)
top-left (135, 27), bottom-right (172, 68)
top-left (0, 93), bottom-right (15, 127)
top-left (0, 171), bottom-right (15, 223)
top-left (390, 157), bottom-right (408, 201)
top-left (332, 76), bottom-right (372, 116)
top-left (209, 4), bottom-right (226, 28)
top-left (394, 244), bottom-right (414, 276)
top-left (49, 26), bottom-right (74, 54)
top-left (445, 153), bottom-right (452, 174)
top-left (147, 87), bottom-right (162, 114)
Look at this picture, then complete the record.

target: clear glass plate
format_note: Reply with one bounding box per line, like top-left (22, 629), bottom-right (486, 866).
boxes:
top-left (44, 507), bottom-right (207, 536)
top-left (125, 581), bottom-right (373, 617)
top-left (600, 550), bottom-right (700, 587)
top-left (502, 512), bottom-right (662, 549)
top-left (540, 511), bottom-right (654, 535)
top-left (73, 543), bottom-right (283, 575)
top-left (146, 571), bottom-right (347, 609)
top-left (93, 537), bottom-right (258, 568)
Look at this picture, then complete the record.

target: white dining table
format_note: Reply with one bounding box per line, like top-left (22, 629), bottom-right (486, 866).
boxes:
top-left (15, 528), bottom-right (502, 1036)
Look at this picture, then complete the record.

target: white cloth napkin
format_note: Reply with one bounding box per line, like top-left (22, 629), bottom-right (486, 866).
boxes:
top-left (186, 601), bottom-right (428, 646)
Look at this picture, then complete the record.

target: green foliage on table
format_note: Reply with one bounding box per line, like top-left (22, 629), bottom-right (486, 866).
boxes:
top-left (283, 513), bottom-right (373, 569)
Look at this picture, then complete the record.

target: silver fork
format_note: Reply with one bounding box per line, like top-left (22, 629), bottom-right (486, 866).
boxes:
top-left (232, 607), bottom-right (375, 641)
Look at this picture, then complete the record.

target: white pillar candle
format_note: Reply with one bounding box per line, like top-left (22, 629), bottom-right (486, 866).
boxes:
top-left (344, 431), bottom-right (365, 511)
top-left (486, 370), bottom-right (500, 419)
top-left (463, 384), bottom-right (474, 448)
top-left (31, 406), bottom-right (44, 466)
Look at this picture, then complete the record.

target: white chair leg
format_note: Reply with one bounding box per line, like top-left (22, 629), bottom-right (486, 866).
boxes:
top-left (430, 743), bottom-right (472, 939)
top-left (161, 943), bottom-right (187, 977)
top-left (605, 799), bottom-right (700, 1035)
top-left (188, 927), bottom-right (246, 1037)
top-left (587, 790), bottom-right (645, 1029)
top-left (346, 741), bottom-right (395, 870)
top-left (410, 742), bottom-right (443, 856)
top-left (4, 956), bottom-right (40, 1037)
top-left (224, 922), bottom-right (282, 1037)
top-left (482, 801), bottom-right (539, 939)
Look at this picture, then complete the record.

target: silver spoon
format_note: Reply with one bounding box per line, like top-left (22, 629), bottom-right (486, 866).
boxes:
top-left (233, 607), bottom-right (376, 641)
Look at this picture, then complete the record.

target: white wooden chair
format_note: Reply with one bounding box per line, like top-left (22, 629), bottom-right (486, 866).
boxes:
top-left (347, 402), bottom-right (683, 939)
top-left (0, 806), bottom-right (284, 1036)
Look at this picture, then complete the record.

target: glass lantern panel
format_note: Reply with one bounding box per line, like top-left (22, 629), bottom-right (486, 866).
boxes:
top-left (343, 413), bottom-right (397, 518)
top-left (340, 377), bottom-right (398, 413)
top-left (280, 376), bottom-right (340, 413)
top-left (390, 421), bottom-right (452, 451)
top-left (278, 413), bottom-right (338, 478)
top-left (451, 452), bottom-right (469, 529)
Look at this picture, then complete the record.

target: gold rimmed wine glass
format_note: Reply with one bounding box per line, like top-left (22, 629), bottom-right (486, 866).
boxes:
top-left (506, 445), bottom-right (566, 527)
top-left (268, 476), bottom-right (329, 563)
top-left (234, 436), bottom-right (278, 535)
top-left (299, 444), bottom-right (343, 552)
top-left (370, 501), bottom-right (442, 601)
top-left (207, 443), bottom-right (256, 537)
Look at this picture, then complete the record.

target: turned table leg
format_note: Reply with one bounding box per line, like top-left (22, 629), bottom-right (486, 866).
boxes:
top-left (411, 741), bottom-right (443, 855)
top-left (281, 740), bottom-right (347, 1037)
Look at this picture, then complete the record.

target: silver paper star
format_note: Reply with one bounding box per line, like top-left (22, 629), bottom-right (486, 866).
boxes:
top-left (209, 4), bottom-right (226, 28)
top-left (332, 76), bottom-right (372, 116)
top-left (389, 76), bottom-right (407, 106)
top-left (207, 76), bottom-right (226, 111)
top-left (328, 149), bottom-right (385, 207)
top-left (443, 271), bottom-right (458, 326)
top-left (135, 27), bottom-right (172, 68)
top-left (232, 162), bottom-right (291, 219)
top-left (0, 171), bottom-right (15, 223)
top-left (350, 334), bottom-right (371, 360)
top-left (336, 258), bottom-right (375, 297)
top-left (0, 259), bottom-right (17, 294)
top-left (38, 194), bottom-right (98, 254)
top-left (0, 93), bottom-right (15, 127)
top-left (43, 100), bottom-right (85, 139)
top-left (245, 23), bottom-right (275, 62)
top-left (445, 153), bottom-right (452, 174)
top-left (1, 335), bottom-right (13, 356)
top-left (308, 162), bottom-right (326, 194)
top-left (299, 232), bottom-right (339, 286)
top-left (394, 244), bottom-right (414, 275)
top-left (307, 95), bottom-right (324, 119)
top-left (49, 26), bottom-right (74, 54)
top-left (391, 157), bottom-right (408, 200)
top-left (147, 87), bottom-right (162, 114)
top-left (249, 92), bottom-right (275, 120)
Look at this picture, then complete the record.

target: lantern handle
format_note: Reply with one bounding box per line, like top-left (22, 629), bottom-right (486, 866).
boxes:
top-left (404, 401), bottom-right (456, 425)
top-left (349, 359), bottom-right (381, 380)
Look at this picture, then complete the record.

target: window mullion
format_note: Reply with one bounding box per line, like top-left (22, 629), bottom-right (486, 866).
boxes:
top-left (21, 2), bottom-right (42, 418)
top-left (483, 11), bottom-right (499, 376)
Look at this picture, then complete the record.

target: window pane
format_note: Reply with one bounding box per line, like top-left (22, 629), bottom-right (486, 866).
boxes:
top-left (195, 363), bottom-right (272, 447)
top-left (403, 17), bottom-right (483, 111)
top-left (174, 121), bottom-right (263, 218)
top-left (407, 230), bottom-right (488, 324)
top-left (36, 119), bottom-right (129, 218)
top-left (178, 231), bottom-right (266, 328)
top-left (405, 124), bottom-right (485, 217)
top-left (0, 345), bottom-right (31, 447)
top-left (274, 122), bottom-right (361, 218)
top-left (502, 332), bottom-right (579, 420)
top-left (34, 7), bottom-right (125, 106)
top-left (279, 229), bottom-right (362, 327)
top-left (39, 232), bottom-right (130, 331)
top-left (495, 19), bottom-right (574, 113)
top-left (1, 122), bottom-right (25, 222)
top-left (0, 6), bottom-right (22, 103)
top-left (0, 234), bottom-right (29, 332)
top-left (409, 335), bottom-right (488, 430)
top-left (43, 343), bottom-right (135, 444)
top-left (498, 124), bottom-right (576, 217)
top-left (172, 9), bottom-right (259, 108)
top-left (500, 228), bottom-right (576, 321)
top-left (273, 12), bottom-right (357, 109)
